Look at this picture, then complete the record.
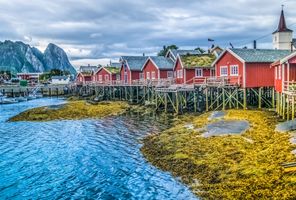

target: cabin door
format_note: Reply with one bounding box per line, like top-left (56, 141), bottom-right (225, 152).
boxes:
top-left (124, 72), bottom-right (128, 84)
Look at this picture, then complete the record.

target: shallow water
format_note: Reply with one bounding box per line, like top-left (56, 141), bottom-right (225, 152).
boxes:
top-left (0, 98), bottom-right (197, 199)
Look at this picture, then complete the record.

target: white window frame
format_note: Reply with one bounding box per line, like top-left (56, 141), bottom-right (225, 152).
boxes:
top-left (195, 68), bottom-right (203, 77)
top-left (146, 72), bottom-right (150, 80)
top-left (178, 70), bottom-right (183, 78)
top-left (278, 65), bottom-right (281, 79)
top-left (220, 66), bottom-right (228, 77)
top-left (139, 73), bottom-right (144, 80)
top-left (151, 71), bottom-right (156, 80)
top-left (230, 65), bottom-right (239, 76)
top-left (105, 74), bottom-right (109, 81)
top-left (210, 69), bottom-right (215, 77)
top-left (275, 67), bottom-right (278, 79)
top-left (99, 75), bottom-right (103, 82)
top-left (167, 71), bottom-right (173, 78)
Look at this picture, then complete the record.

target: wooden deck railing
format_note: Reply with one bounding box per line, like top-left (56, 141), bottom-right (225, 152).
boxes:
top-left (283, 81), bottom-right (296, 94)
top-left (185, 76), bottom-right (242, 87)
top-left (76, 76), bottom-right (242, 88)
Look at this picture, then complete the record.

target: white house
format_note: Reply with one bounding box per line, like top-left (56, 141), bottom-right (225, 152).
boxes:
top-left (51, 76), bottom-right (70, 85)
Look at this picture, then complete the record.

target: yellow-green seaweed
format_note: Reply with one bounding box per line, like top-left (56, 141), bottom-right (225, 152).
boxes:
top-left (9, 101), bottom-right (129, 122)
top-left (141, 110), bottom-right (296, 199)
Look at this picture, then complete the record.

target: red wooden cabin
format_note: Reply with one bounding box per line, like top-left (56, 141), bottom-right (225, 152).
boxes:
top-left (142, 56), bottom-right (174, 81)
top-left (95, 67), bottom-right (120, 84)
top-left (76, 72), bottom-right (95, 84)
top-left (213, 49), bottom-right (291, 88)
top-left (272, 52), bottom-right (296, 93)
top-left (174, 54), bottom-right (216, 84)
top-left (119, 56), bottom-right (148, 84)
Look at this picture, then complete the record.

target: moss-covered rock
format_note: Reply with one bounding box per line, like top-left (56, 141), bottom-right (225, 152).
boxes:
top-left (141, 110), bottom-right (296, 199)
top-left (9, 101), bottom-right (129, 122)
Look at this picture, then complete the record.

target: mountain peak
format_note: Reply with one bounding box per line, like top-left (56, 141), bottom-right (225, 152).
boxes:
top-left (0, 40), bottom-right (76, 74)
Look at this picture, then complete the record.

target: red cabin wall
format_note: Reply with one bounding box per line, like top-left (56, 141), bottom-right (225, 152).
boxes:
top-left (245, 63), bottom-right (274, 88)
top-left (131, 71), bottom-right (141, 82)
top-left (96, 68), bottom-right (112, 83)
top-left (185, 69), bottom-right (195, 84)
top-left (120, 65), bottom-right (131, 84)
top-left (143, 60), bottom-right (159, 80)
top-left (215, 51), bottom-right (244, 86)
top-left (174, 58), bottom-right (184, 84)
top-left (159, 70), bottom-right (173, 79)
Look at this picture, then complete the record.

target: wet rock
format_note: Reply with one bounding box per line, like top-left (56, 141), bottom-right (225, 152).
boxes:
top-left (202, 120), bottom-right (250, 138)
top-left (275, 119), bottom-right (296, 133)
top-left (208, 111), bottom-right (226, 121)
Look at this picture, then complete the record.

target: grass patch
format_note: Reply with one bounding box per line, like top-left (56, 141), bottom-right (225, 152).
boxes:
top-left (9, 101), bottom-right (129, 122)
top-left (141, 110), bottom-right (296, 199)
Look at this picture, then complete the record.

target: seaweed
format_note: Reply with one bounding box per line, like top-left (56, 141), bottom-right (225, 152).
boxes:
top-left (9, 101), bottom-right (129, 122)
top-left (141, 110), bottom-right (296, 199)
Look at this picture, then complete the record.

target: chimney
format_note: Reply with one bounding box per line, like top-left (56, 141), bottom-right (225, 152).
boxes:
top-left (253, 40), bottom-right (257, 49)
top-left (143, 53), bottom-right (145, 57)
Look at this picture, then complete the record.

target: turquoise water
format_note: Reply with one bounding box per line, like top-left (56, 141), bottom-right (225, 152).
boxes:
top-left (0, 98), bottom-right (197, 199)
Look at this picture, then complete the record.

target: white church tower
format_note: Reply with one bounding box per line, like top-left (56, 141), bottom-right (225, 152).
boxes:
top-left (273, 7), bottom-right (293, 50)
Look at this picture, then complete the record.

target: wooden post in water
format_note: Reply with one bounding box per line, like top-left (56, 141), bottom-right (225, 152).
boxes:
top-left (205, 87), bottom-right (209, 112)
top-left (292, 96), bottom-right (295, 120)
top-left (222, 88), bottom-right (226, 110)
top-left (243, 88), bottom-right (247, 110)
top-left (258, 87), bottom-right (262, 109)
top-left (272, 88), bottom-right (275, 108)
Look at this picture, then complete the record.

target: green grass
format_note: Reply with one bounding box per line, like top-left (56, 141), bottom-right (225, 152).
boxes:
top-left (141, 110), bottom-right (296, 199)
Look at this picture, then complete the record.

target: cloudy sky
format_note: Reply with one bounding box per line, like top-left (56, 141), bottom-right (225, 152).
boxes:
top-left (0, 0), bottom-right (295, 66)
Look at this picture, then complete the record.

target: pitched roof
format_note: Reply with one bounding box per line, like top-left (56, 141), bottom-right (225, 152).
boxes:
top-left (149, 56), bottom-right (174, 70)
top-left (229, 49), bottom-right (291, 63)
top-left (109, 62), bottom-right (121, 68)
top-left (104, 66), bottom-right (120, 74)
top-left (170, 49), bottom-right (201, 59)
top-left (79, 65), bottom-right (98, 73)
top-left (121, 56), bottom-right (149, 71)
top-left (273, 9), bottom-right (293, 33)
top-left (180, 54), bottom-right (216, 68)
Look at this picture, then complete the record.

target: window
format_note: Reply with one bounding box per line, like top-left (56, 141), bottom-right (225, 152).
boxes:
top-left (275, 67), bottom-right (278, 79)
top-left (167, 71), bottom-right (174, 78)
top-left (195, 68), bottom-right (203, 77)
top-left (220, 66), bottom-right (228, 76)
top-left (211, 69), bottom-right (215, 77)
top-left (230, 65), bottom-right (238, 76)
top-left (151, 71), bottom-right (156, 80)
top-left (116, 74), bottom-right (120, 80)
top-left (278, 65), bottom-right (281, 79)
top-left (105, 74), bottom-right (109, 81)
top-left (99, 75), bottom-right (102, 82)
top-left (146, 72), bottom-right (150, 80)
top-left (139, 73), bottom-right (144, 80)
top-left (177, 70), bottom-right (183, 78)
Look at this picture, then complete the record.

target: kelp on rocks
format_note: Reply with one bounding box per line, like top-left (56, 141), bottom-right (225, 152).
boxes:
top-left (9, 101), bottom-right (129, 121)
top-left (141, 110), bottom-right (296, 199)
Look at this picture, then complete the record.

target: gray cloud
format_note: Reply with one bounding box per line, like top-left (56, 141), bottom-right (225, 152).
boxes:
top-left (0, 0), bottom-right (295, 63)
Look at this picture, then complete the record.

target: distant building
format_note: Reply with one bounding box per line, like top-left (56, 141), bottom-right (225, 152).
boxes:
top-left (119, 56), bottom-right (149, 84)
top-left (76, 64), bottom-right (99, 84)
top-left (17, 72), bottom-right (42, 84)
top-left (142, 56), bottom-right (174, 81)
top-left (273, 8), bottom-right (294, 50)
top-left (95, 67), bottom-right (121, 84)
top-left (51, 76), bottom-right (70, 85)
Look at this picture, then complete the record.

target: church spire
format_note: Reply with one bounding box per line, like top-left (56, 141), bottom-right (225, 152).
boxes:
top-left (274, 6), bottom-right (292, 33)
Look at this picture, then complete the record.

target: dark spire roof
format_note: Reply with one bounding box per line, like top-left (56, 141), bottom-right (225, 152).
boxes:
top-left (273, 8), bottom-right (293, 33)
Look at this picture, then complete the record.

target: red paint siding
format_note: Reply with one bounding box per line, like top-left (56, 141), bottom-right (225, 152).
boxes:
top-left (95, 68), bottom-right (113, 83)
top-left (185, 69), bottom-right (195, 84)
top-left (245, 63), bottom-right (274, 88)
top-left (131, 71), bottom-right (141, 82)
top-left (215, 51), bottom-right (244, 86)
top-left (174, 58), bottom-right (184, 84)
top-left (143, 60), bottom-right (159, 80)
top-left (159, 70), bottom-right (173, 79)
top-left (120, 65), bottom-right (131, 84)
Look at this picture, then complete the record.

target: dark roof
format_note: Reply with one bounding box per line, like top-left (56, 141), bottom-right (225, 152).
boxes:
top-left (150, 56), bottom-right (174, 70)
top-left (121, 56), bottom-right (149, 71)
top-left (273, 9), bottom-right (293, 33)
top-left (104, 67), bottom-right (121, 74)
top-left (170, 49), bottom-right (201, 58)
top-left (293, 39), bottom-right (296, 49)
top-left (230, 49), bottom-right (291, 63)
top-left (110, 62), bottom-right (121, 68)
top-left (79, 65), bottom-right (98, 73)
